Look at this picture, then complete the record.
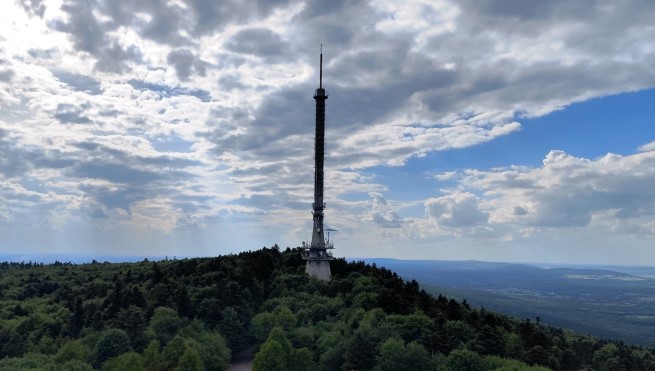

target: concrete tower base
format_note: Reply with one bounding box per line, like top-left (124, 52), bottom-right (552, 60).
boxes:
top-left (306, 260), bottom-right (331, 281)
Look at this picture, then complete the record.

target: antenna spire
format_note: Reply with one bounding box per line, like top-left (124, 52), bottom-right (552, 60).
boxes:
top-left (319, 44), bottom-right (323, 89)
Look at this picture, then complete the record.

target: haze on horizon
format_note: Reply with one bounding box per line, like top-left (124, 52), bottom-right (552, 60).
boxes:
top-left (1, 0), bottom-right (655, 265)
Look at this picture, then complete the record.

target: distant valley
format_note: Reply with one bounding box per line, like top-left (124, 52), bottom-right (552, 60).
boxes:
top-left (364, 258), bottom-right (655, 347)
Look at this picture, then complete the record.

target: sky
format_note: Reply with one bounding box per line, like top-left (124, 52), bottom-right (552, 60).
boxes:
top-left (1, 0), bottom-right (655, 264)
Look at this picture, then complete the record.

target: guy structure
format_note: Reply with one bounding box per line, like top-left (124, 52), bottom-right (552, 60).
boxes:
top-left (302, 47), bottom-right (334, 280)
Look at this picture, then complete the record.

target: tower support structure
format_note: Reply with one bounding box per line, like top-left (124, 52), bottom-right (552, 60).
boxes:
top-left (303, 48), bottom-right (333, 280)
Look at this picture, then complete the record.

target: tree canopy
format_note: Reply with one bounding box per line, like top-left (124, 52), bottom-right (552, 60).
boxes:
top-left (1, 247), bottom-right (654, 370)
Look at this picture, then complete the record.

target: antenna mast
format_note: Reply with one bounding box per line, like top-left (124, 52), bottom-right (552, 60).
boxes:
top-left (303, 45), bottom-right (333, 281)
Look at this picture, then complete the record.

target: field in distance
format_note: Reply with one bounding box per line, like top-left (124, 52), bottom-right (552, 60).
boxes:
top-left (364, 258), bottom-right (655, 347)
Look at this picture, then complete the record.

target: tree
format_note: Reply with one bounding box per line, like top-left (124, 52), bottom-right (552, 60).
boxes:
top-left (162, 336), bottom-right (189, 369)
top-left (114, 305), bottom-right (148, 351)
top-left (443, 320), bottom-right (475, 352)
top-left (94, 329), bottom-right (132, 367)
top-left (343, 328), bottom-right (377, 371)
top-left (403, 341), bottom-right (432, 371)
top-left (101, 352), bottom-right (145, 371)
top-left (289, 347), bottom-right (316, 371)
top-left (446, 348), bottom-right (485, 371)
top-left (376, 338), bottom-right (432, 371)
top-left (219, 307), bottom-right (248, 351)
top-left (376, 338), bottom-right (407, 371)
top-left (253, 340), bottom-right (288, 371)
top-left (72, 296), bottom-right (84, 336)
top-left (148, 307), bottom-right (184, 346)
top-left (173, 286), bottom-right (195, 319)
top-left (176, 347), bottom-right (203, 371)
top-left (141, 341), bottom-right (165, 371)
top-left (190, 331), bottom-right (231, 371)
top-left (318, 342), bottom-right (346, 371)
top-left (251, 312), bottom-right (277, 343)
top-left (472, 324), bottom-right (505, 356)
top-left (54, 340), bottom-right (91, 364)
top-left (592, 343), bottom-right (626, 371)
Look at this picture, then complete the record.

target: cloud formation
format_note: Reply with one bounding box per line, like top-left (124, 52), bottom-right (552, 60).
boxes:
top-left (425, 192), bottom-right (489, 228)
top-left (456, 150), bottom-right (655, 233)
top-left (1, 0), bottom-right (655, 260)
top-left (363, 192), bottom-right (403, 228)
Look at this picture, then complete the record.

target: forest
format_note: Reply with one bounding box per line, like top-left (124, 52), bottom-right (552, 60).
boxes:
top-left (1, 246), bottom-right (654, 370)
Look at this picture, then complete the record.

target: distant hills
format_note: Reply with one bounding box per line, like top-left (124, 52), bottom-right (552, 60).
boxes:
top-left (364, 259), bottom-right (655, 347)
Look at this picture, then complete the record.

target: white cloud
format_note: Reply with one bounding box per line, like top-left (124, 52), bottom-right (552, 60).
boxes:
top-left (362, 192), bottom-right (403, 228)
top-left (1, 0), bottom-right (655, 260)
top-left (425, 192), bottom-right (489, 228)
top-left (459, 150), bottom-right (655, 230)
top-left (638, 140), bottom-right (655, 152)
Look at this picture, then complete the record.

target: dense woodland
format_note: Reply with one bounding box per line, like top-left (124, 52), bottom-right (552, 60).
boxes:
top-left (0, 246), bottom-right (654, 370)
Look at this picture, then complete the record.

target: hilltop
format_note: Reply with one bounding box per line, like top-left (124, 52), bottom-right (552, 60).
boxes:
top-left (1, 247), bottom-right (654, 370)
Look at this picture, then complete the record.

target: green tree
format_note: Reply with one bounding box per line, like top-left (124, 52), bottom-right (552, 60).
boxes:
top-left (176, 347), bottom-right (203, 371)
top-left (251, 312), bottom-right (277, 343)
top-left (376, 338), bottom-right (407, 371)
top-left (114, 305), bottom-right (148, 351)
top-left (404, 341), bottom-right (432, 371)
top-left (472, 324), bottom-right (505, 356)
top-left (446, 348), bottom-right (485, 371)
top-left (54, 340), bottom-right (91, 364)
top-left (148, 307), bottom-right (184, 346)
top-left (289, 347), bottom-right (316, 371)
top-left (190, 331), bottom-right (231, 371)
top-left (272, 305), bottom-right (298, 331)
top-left (141, 340), bottom-right (165, 371)
top-left (343, 328), bottom-right (377, 371)
top-left (219, 307), bottom-right (248, 351)
top-left (101, 352), bottom-right (145, 371)
top-left (266, 327), bottom-right (292, 358)
top-left (318, 342), bottom-right (346, 371)
top-left (376, 338), bottom-right (432, 371)
top-left (592, 343), bottom-right (625, 371)
top-left (524, 345), bottom-right (556, 369)
top-left (444, 320), bottom-right (475, 351)
top-left (57, 359), bottom-right (95, 371)
top-left (94, 328), bottom-right (132, 367)
top-left (0, 352), bottom-right (51, 370)
top-left (162, 336), bottom-right (189, 369)
top-left (253, 340), bottom-right (288, 371)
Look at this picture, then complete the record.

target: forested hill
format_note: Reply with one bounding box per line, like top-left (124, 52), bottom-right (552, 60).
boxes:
top-left (1, 247), bottom-right (654, 370)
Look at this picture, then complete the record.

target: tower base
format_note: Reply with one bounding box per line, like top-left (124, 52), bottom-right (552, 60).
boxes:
top-left (306, 260), bottom-right (331, 281)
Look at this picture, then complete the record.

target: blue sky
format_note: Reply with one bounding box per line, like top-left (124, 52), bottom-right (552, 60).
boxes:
top-left (1, 0), bottom-right (655, 264)
top-left (379, 88), bottom-right (655, 201)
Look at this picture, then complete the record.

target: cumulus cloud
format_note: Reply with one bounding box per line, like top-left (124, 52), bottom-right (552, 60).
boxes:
top-left (457, 150), bottom-right (655, 231)
top-left (1, 0), bottom-right (655, 257)
top-left (362, 192), bottom-right (403, 228)
top-left (638, 140), bottom-right (655, 152)
top-left (54, 103), bottom-right (92, 124)
top-left (425, 192), bottom-right (489, 228)
top-left (225, 28), bottom-right (291, 63)
top-left (167, 49), bottom-right (208, 81)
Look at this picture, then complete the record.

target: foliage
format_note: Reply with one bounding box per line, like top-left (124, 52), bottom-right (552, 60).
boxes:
top-left (1, 247), bottom-right (654, 371)
top-left (93, 328), bottom-right (132, 366)
top-left (253, 340), bottom-right (288, 371)
top-left (376, 338), bottom-right (432, 371)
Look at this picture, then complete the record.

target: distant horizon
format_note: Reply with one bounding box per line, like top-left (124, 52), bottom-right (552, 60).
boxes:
top-left (3, 251), bottom-right (655, 269)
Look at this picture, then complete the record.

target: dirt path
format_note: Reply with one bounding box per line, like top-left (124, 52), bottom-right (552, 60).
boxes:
top-left (227, 347), bottom-right (254, 371)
